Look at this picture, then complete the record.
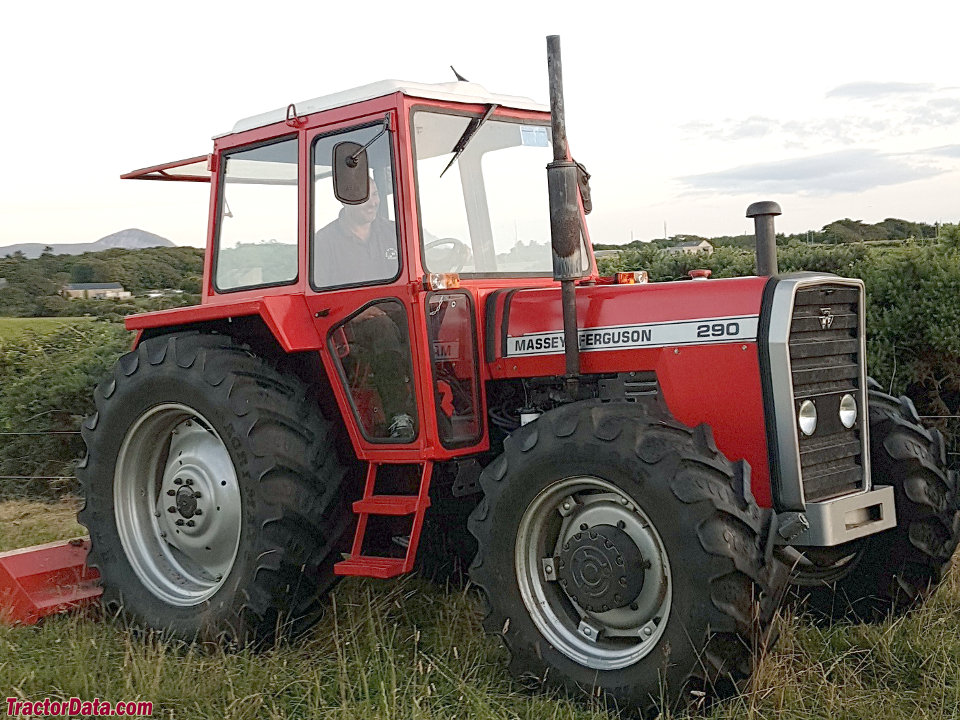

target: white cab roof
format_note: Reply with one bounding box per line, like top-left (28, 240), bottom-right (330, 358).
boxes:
top-left (223, 80), bottom-right (548, 136)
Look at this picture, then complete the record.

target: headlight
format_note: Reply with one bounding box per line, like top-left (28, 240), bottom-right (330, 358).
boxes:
top-left (839, 393), bottom-right (857, 429)
top-left (798, 400), bottom-right (818, 436)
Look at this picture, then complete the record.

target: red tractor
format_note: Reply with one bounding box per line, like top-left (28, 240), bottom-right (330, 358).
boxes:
top-left (74, 38), bottom-right (959, 713)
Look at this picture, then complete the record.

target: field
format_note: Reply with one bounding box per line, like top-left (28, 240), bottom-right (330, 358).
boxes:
top-left (2, 499), bottom-right (959, 719)
top-left (0, 316), bottom-right (92, 340)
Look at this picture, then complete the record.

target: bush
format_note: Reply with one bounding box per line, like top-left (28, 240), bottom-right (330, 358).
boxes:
top-left (0, 322), bottom-right (131, 498)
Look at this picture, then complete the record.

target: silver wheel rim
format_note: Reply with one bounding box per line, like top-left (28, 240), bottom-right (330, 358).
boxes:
top-left (114, 403), bottom-right (242, 607)
top-left (515, 476), bottom-right (672, 671)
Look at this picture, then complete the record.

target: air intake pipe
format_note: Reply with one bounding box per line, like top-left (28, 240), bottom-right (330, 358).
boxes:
top-left (747, 201), bottom-right (782, 276)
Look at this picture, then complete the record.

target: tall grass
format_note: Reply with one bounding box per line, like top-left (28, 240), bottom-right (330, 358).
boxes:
top-left (2, 500), bottom-right (959, 719)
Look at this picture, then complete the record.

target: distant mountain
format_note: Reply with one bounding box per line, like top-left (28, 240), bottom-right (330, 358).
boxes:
top-left (0, 229), bottom-right (174, 258)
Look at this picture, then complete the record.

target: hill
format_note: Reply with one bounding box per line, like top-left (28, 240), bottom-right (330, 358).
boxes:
top-left (0, 229), bottom-right (174, 258)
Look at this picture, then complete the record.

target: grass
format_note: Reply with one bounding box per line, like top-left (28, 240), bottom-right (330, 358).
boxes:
top-left (0, 316), bottom-right (92, 341)
top-left (1, 501), bottom-right (959, 719)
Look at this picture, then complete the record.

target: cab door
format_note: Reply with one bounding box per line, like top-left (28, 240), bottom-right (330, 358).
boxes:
top-left (303, 117), bottom-right (427, 458)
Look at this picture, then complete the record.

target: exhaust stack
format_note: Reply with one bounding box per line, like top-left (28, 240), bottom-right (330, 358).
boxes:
top-left (546, 35), bottom-right (582, 391)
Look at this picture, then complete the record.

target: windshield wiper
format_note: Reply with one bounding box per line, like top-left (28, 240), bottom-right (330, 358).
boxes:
top-left (440, 104), bottom-right (499, 177)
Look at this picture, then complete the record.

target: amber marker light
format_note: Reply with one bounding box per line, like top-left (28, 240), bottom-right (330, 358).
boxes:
top-left (615, 271), bottom-right (649, 284)
top-left (426, 273), bottom-right (461, 290)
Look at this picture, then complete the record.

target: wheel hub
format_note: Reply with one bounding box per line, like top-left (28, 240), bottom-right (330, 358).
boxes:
top-left (556, 524), bottom-right (646, 612)
top-left (175, 485), bottom-right (199, 518)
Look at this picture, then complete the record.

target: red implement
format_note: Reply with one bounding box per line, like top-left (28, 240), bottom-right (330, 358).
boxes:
top-left (0, 538), bottom-right (101, 625)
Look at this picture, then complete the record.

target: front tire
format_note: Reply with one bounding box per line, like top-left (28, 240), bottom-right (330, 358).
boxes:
top-left (468, 399), bottom-right (785, 714)
top-left (77, 333), bottom-right (354, 643)
top-left (791, 381), bottom-right (960, 621)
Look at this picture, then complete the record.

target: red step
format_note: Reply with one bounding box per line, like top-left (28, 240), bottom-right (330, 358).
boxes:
top-left (0, 538), bottom-right (101, 625)
top-left (334, 556), bottom-right (407, 579)
top-left (352, 495), bottom-right (426, 516)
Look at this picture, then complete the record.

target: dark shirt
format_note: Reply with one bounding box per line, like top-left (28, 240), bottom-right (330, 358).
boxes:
top-left (313, 210), bottom-right (399, 287)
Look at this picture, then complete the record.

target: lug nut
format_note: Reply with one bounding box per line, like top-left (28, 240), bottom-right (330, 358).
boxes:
top-left (174, 478), bottom-right (183, 486)
top-left (185, 478), bottom-right (193, 486)
top-left (186, 520), bottom-right (196, 527)
top-left (175, 519), bottom-right (185, 526)
top-left (193, 491), bottom-right (201, 499)
top-left (167, 506), bottom-right (176, 513)
top-left (194, 509), bottom-right (203, 516)
top-left (167, 489), bottom-right (175, 496)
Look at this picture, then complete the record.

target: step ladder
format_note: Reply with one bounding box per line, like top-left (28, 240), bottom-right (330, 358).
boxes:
top-left (334, 461), bottom-right (433, 579)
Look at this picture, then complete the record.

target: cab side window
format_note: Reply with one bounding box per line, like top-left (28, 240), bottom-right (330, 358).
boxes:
top-left (312, 126), bottom-right (400, 289)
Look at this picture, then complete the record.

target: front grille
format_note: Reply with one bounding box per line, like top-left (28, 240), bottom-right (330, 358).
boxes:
top-left (789, 284), bottom-right (865, 502)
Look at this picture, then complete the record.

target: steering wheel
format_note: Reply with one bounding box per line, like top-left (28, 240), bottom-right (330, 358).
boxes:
top-left (425, 237), bottom-right (472, 273)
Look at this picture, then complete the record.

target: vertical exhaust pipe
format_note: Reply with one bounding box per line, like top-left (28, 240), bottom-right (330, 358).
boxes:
top-left (546, 35), bottom-right (582, 393)
top-left (747, 201), bottom-right (781, 276)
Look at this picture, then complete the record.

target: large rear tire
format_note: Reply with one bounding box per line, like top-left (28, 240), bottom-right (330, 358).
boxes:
top-left (468, 399), bottom-right (785, 715)
top-left (791, 381), bottom-right (960, 621)
top-left (77, 333), bottom-right (354, 643)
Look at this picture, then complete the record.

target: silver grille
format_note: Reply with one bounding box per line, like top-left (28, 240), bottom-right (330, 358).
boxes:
top-left (789, 285), bottom-right (865, 501)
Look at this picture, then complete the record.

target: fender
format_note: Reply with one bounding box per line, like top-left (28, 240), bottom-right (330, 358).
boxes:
top-left (125, 294), bottom-right (321, 351)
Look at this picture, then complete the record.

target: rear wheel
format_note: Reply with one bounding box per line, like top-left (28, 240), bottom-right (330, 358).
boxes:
top-left (77, 333), bottom-right (354, 643)
top-left (791, 381), bottom-right (960, 621)
top-left (468, 399), bottom-right (785, 714)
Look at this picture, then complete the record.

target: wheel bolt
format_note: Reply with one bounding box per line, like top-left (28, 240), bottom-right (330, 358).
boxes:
top-left (643, 627), bottom-right (652, 637)
top-left (167, 489), bottom-right (175, 496)
top-left (194, 509), bottom-right (203, 516)
top-left (186, 520), bottom-right (195, 527)
top-left (193, 491), bottom-right (201, 499)
top-left (580, 523), bottom-right (588, 531)
top-left (630, 603), bottom-right (639, 611)
top-left (174, 478), bottom-right (183, 485)
top-left (175, 519), bottom-right (184, 526)
top-left (617, 520), bottom-right (626, 529)
top-left (167, 506), bottom-right (176, 513)
top-left (185, 478), bottom-right (193, 486)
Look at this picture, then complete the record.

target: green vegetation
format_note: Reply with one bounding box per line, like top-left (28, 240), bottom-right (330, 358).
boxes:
top-left (594, 217), bottom-right (950, 251)
top-left (0, 316), bottom-right (92, 340)
top-left (0, 246), bottom-right (203, 318)
top-left (0, 500), bottom-right (958, 719)
top-left (0, 321), bottom-right (131, 498)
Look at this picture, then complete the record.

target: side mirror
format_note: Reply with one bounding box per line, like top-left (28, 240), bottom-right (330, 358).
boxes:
top-left (333, 142), bottom-right (370, 205)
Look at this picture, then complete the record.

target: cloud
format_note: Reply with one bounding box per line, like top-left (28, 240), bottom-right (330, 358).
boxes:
top-left (684, 85), bottom-right (960, 148)
top-left (920, 144), bottom-right (960, 158)
top-left (826, 81), bottom-right (935, 100)
top-left (680, 149), bottom-right (944, 195)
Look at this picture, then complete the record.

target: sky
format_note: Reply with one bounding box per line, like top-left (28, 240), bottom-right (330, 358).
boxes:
top-left (1, 0), bottom-right (958, 248)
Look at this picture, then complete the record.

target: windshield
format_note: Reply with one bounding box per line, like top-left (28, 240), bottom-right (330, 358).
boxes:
top-left (413, 110), bottom-right (587, 276)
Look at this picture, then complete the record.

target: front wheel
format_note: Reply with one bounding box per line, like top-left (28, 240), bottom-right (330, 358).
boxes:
top-left (791, 381), bottom-right (960, 621)
top-left (468, 399), bottom-right (785, 714)
top-left (77, 333), bottom-right (354, 643)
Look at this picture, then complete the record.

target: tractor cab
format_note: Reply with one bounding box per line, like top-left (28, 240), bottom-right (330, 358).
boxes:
top-left (123, 81), bottom-right (595, 458)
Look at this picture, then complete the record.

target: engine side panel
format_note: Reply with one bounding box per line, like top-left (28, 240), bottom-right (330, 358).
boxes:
top-left (486, 277), bottom-right (774, 507)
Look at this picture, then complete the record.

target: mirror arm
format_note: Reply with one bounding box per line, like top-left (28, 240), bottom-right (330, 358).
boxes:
top-left (347, 114), bottom-right (392, 167)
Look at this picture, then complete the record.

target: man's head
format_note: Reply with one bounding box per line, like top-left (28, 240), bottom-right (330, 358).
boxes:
top-left (342, 177), bottom-right (380, 226)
